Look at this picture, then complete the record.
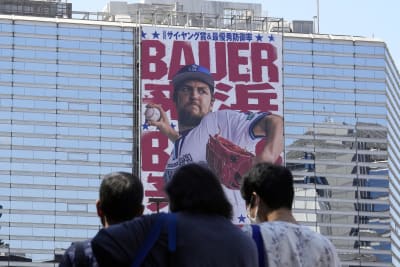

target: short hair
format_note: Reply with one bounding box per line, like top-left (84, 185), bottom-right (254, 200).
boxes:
top-left (99, 172), bottom-right (143, 223)
top-left (165, 163), bottom-right (233, 219)
top-left (240, 163), bottom-right (294, 211)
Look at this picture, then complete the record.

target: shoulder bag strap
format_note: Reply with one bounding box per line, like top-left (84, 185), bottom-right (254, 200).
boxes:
top-left (167, 213), bottom-right (177, 252)
top-left (131, 213), bottom-right (176, 267)
top-left (250, 224), bottom-right (267, 267)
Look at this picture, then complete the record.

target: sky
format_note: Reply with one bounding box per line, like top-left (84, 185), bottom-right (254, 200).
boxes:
top-left (67, 0), bottom-right (399, 69)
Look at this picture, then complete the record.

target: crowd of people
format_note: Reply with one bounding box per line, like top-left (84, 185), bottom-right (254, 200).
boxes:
top-left (59, 64), bottom-right (340, 267)
top-left (59, 162), bottom-right (340, 267)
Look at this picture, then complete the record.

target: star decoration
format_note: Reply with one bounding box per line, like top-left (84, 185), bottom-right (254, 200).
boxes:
top-left (152, 31), bottom-right (160, 39)
top-left (170, 122), bottom-right (176, 129)
top-left (141, 31), bottom-right (147, 39)
top-left (238, 214), bottom-right (246, 223)
top-left (142, 123), bottom-right (149, 130)
top-left (255, 34), bottom-right (263, 42)
top-left (268, 34), bottom-right (274, 42)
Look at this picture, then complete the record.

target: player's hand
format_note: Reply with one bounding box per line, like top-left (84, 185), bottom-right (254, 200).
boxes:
top-left (146, 104), bottom-right (179, 142)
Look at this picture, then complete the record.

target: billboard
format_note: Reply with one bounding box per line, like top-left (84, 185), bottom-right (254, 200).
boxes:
top-left (140, 26), bottom-right (283, 224)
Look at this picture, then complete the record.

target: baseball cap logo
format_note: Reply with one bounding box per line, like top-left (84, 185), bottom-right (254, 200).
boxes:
top-left (178, 64), bottom-right (211, 75)
top-left (188, 64), bottom-right (198, 72)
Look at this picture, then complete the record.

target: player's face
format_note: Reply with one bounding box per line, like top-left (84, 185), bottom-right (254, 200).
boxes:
top-left (175, 80), bottom-right (214, 127)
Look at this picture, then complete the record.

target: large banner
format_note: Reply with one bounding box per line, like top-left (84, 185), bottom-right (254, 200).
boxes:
top-left (140, 26), bottom-right (283, 224)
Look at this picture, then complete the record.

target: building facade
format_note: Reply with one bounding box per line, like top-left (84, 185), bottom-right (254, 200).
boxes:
top-left (0, 15), bottom-right (137, 265)
top-left (0, 1), bottom-right (398, 266)
top-left (284, 33), bottom-right (394, 265)
top-left (387, 42), bottom-right (400, 265)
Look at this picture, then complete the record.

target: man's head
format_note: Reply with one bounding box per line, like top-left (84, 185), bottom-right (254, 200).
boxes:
top-left (97, 172), bottom-right (144, 227)
top-left (240, 163), bottom-right (294, 221)
top-left (172, 64), bottom-right (215, 129)
top-left (165, 163), bottom-right (233, 219)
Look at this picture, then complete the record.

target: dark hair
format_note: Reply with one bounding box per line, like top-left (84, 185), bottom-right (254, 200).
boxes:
top-left (99, 172), bottom-right (143, 224)
top-left (165, 163), bottom-right (233, 219)
top-left (241, 163), bottom-right (294, 211)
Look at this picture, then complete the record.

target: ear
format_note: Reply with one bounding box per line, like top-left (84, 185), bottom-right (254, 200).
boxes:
top-left (96, 200), bottom-right (103, 218)
top-left (250, 192), bottom-right (260, 208)
top-left (209, 97), bottom-right (215, 112)
top-left (137, 204), bottom-right (145, 216)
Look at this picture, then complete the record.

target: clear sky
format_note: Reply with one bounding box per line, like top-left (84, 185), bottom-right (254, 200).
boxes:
top-left (68, 0), bottom-right (399, 69)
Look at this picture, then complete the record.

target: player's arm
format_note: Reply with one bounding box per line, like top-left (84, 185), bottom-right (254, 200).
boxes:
top-left (146, 103), bottom-right (180, 142)
top-left (252, 114), bottom-right (283, 163)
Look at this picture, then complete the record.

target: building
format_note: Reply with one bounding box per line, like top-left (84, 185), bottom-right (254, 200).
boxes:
top-left (283, 32), bottom-right (398, 265)
top-left (0, 0), bottom-right (398, 266)
top-left (0, 6), bottom-right (137, 264)
top-left (0, 0), bottom-right (71, 18)
top-left (102, 0), bottom-right (263, 29)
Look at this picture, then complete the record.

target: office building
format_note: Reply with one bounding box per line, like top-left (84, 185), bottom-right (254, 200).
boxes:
top-left (0, 0), bottom-right (398, 266)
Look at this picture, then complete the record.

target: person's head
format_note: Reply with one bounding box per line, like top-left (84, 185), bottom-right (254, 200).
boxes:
top-left (172, 64), bottom-right (215, 129)
top-left (240, 163), bottom-right (294, 222)
top-left (165, 163), bottom-right (232, 219)
top-left (96, 172), bottom-right (144, 227)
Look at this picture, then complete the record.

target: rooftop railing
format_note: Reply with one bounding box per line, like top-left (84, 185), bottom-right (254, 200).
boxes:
top-left (70, 10), bottom-right (284, 33)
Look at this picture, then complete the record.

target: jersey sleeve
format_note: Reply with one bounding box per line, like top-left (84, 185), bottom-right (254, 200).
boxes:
top-left (202, 110), bottom-right (269, 150)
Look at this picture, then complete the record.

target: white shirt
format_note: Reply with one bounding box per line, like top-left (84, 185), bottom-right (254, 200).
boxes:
top-left (242, 221), bottom-right (341, 267)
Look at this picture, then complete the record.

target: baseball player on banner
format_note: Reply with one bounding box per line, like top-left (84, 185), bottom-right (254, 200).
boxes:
top-left (146, 64), bottom-right (283, 223)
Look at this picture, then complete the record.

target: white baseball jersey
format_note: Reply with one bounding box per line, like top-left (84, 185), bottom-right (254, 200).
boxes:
top-left (164, 109), bottom-right (268, 224)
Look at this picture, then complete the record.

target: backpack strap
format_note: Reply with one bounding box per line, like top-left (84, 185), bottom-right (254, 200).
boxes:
top-left (131, 213), bottom-right (177, 267)
top-left (74, 241), bottom-right (90, 267)
top-left (250, 224), bottom-right (267, 267)
top-left (167, 213), bottom-right (177, 252)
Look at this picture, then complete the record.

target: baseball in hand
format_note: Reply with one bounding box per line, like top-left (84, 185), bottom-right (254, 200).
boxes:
top-left (145, 107), bottom-right (161, 121)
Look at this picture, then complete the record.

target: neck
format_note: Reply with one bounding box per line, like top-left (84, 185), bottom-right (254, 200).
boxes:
top-left (264, 208), bottom-right (297, 224)
top-left (102, 215), bottom-right (115, 228)
top-left (102, 218), bottom-right (110, 228)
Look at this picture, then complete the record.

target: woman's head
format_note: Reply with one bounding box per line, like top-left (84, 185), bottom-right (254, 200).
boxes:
top-left (165, 163), bottom-right (233, 219)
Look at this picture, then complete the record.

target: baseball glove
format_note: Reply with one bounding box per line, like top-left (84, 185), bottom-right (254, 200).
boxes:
top-left (206, 134), bottom-right (254, 190)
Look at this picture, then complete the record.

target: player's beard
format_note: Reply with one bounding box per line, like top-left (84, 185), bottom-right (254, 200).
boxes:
top-left (177, 108), bottom-right (203, 128)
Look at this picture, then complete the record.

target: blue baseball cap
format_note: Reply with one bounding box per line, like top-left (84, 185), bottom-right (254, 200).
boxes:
top-left (172, 64), bottom-right (215, 93)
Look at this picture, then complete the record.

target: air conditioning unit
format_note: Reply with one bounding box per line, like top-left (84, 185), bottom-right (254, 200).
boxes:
top-left (292, 20), bottom-right (314, 34)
